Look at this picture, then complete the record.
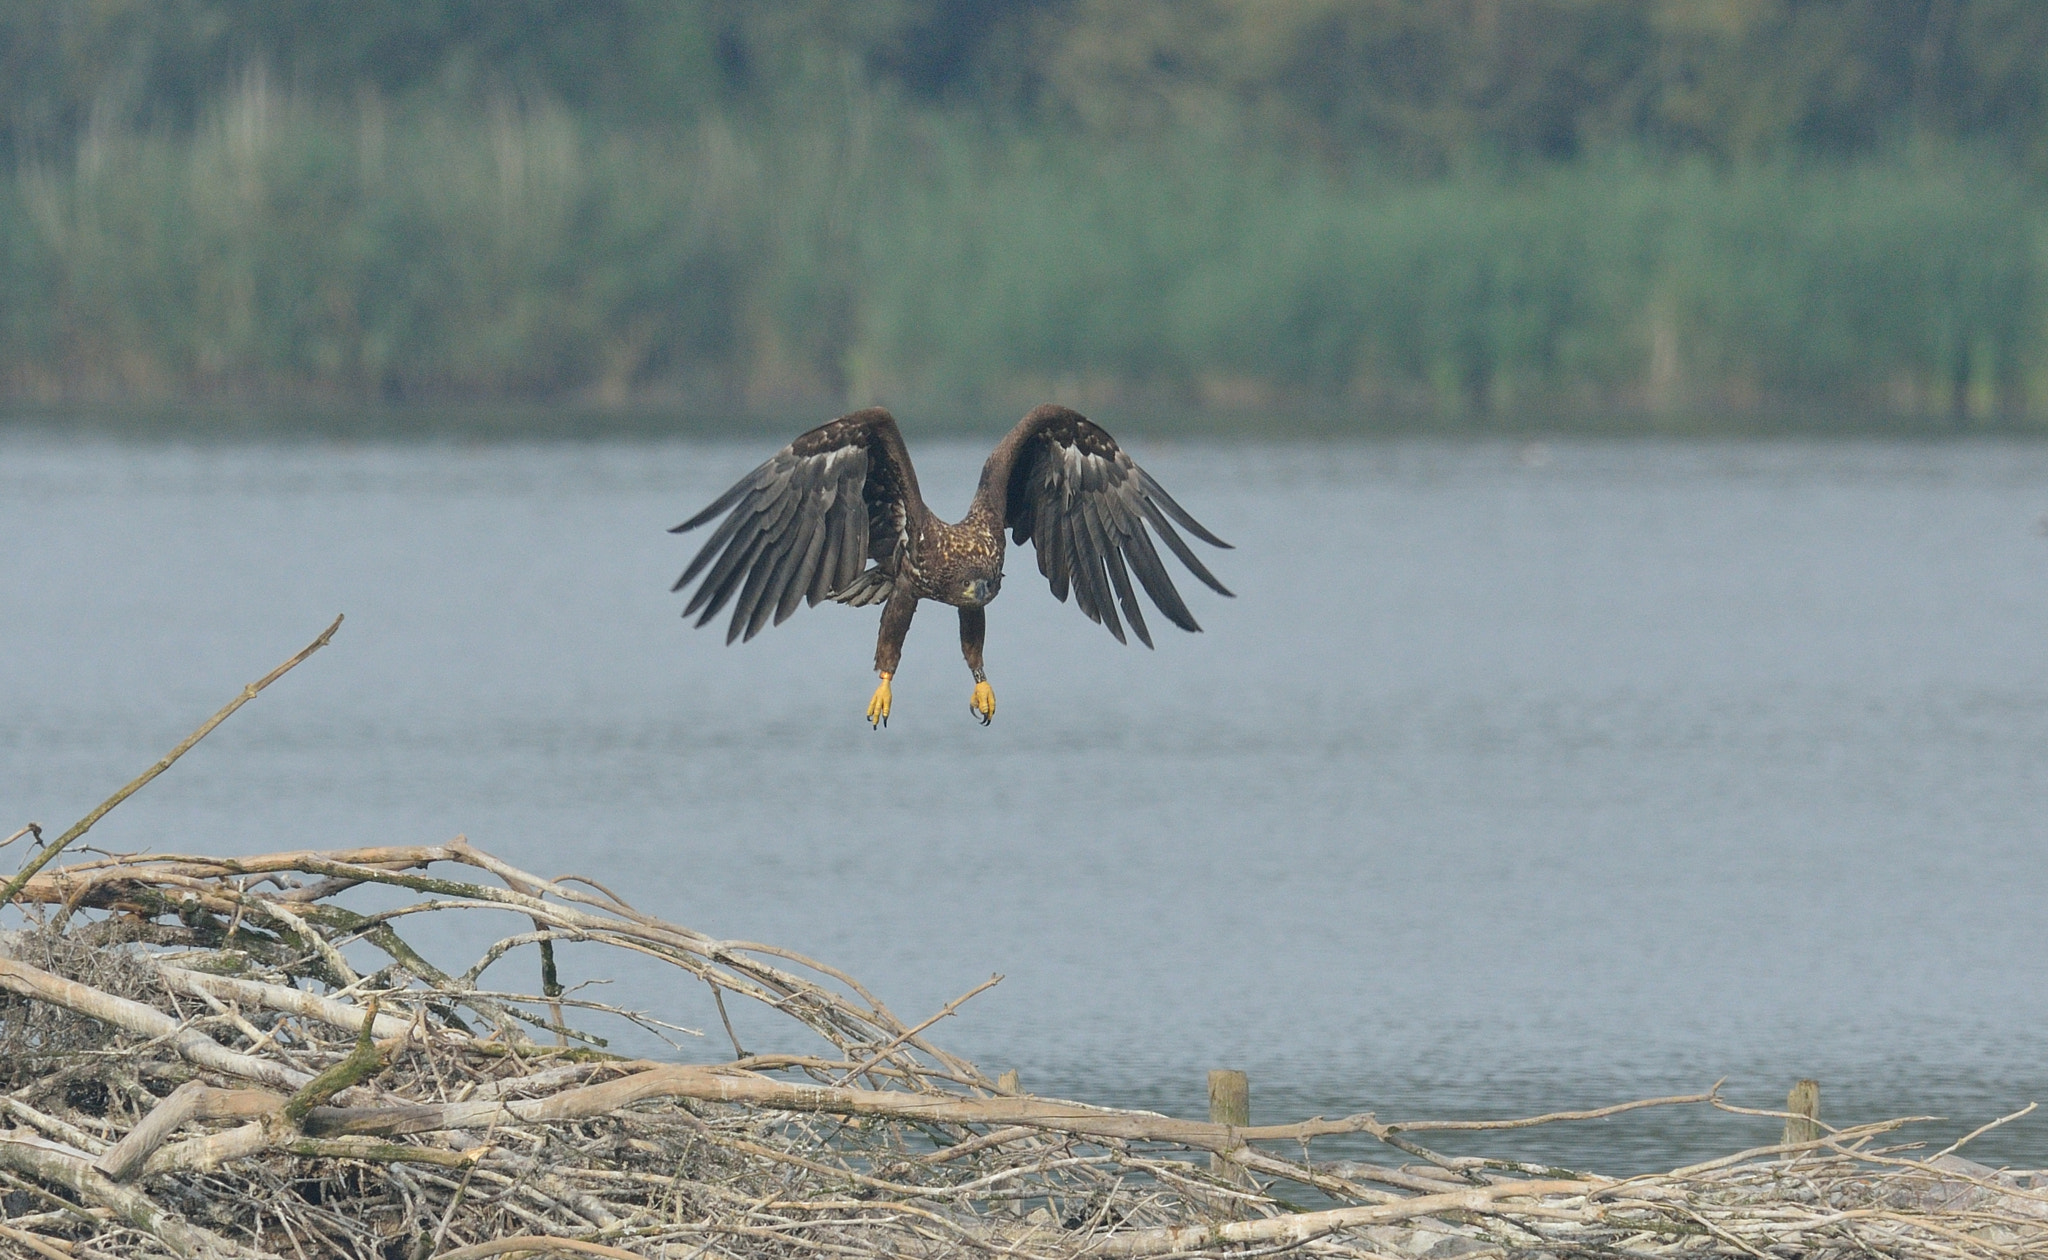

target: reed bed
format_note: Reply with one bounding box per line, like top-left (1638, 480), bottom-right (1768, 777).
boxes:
top-left (2, 624), bottom-right (2045, 1258)
top-left (3, 68), bottom-right (2040, 424)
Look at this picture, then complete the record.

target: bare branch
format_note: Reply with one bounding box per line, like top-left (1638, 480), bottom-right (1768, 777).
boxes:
top-left (1, 616), bottom-right (342, 907)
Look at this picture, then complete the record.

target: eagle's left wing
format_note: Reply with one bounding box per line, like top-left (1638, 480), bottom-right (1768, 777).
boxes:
top-left (1000, 407), bottom-right (1232, 647)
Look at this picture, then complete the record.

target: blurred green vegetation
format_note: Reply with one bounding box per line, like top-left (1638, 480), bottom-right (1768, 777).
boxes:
top-left (2, 1), bottom-right (2046, 430)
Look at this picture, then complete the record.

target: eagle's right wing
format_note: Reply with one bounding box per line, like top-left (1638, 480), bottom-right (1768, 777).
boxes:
top-left (670, 407), bottom-right (922, 643)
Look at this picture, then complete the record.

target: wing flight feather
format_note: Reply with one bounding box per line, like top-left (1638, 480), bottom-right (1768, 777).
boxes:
top-left (999, 406), bottom-right (1232, 646)
top-left (669, 409), bottom-right (917, 643)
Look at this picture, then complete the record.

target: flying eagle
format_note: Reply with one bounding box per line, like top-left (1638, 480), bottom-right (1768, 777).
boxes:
top-left (670, 404), bottom-right (1232, 726)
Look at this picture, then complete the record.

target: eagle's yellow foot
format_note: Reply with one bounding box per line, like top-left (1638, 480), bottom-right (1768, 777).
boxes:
top-left (969, 680), bottom-right (996, 726)
top-left (867, 673), bottom-right (893, 729)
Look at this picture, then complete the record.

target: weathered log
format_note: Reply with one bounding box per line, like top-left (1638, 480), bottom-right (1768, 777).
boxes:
top-left (0, 952), bottom-right (310, 1091)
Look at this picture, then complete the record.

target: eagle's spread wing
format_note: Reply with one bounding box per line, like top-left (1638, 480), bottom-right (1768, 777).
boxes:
top-left (670, 407), bottom-right (921, 643)
top-left (1002, 409), bottom-right (1232, 647)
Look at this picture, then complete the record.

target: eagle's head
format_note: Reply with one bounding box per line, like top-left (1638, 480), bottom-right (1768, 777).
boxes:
top-left (960, 573), bottom-right (1001, 606)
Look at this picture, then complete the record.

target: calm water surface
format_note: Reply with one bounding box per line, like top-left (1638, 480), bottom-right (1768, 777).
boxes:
top-left (4, 433), bottom-right (2047, 1171)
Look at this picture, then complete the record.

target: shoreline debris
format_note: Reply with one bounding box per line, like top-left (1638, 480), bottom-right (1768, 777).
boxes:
top-left (2, 840), bottom-right (2042, 1258)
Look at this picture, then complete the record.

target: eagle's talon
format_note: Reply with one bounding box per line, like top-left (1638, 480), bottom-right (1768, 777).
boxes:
top-left (867, 674), bottom-right (893, 729)
top-left (969, 680), bottom-right (996, 725)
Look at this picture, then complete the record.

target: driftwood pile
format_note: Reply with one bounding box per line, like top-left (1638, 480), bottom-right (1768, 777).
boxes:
top-left (1, 623), bottom-right (2044, 1259)
top-left (2, 844), bottom-right (2045, 1260)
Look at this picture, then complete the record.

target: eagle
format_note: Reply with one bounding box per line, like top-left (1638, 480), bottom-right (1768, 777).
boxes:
top-left (670, 404), bottom-right (1232, 727)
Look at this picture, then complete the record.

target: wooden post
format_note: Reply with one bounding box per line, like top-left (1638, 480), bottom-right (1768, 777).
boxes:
top-left (997, 1070), bottom-right (1023, 1215)
top-left (1208, 1069), bottom-right (1249, 1183)
top-left (1784, 1079), bottom-right (1820, 1147)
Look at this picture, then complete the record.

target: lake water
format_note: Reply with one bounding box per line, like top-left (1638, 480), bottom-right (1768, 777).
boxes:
top-left (4, 432), bottom-right (2047, 1172)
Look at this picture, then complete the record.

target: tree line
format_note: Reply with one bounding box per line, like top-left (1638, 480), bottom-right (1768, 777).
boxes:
top-left (7, 2), bottom-right (2042, 168)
